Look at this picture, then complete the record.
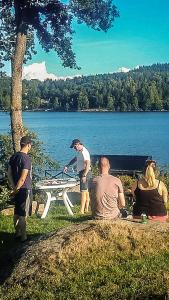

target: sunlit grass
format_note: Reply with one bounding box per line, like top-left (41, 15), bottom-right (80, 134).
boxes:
top-left (1, 204), bottom-right (169, 300)
top-left (0, 203), bottom-right (90, 257)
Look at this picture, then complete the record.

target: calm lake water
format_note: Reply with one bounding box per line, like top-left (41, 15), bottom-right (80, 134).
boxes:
top-left (0, 111), bottom-right (169, 168)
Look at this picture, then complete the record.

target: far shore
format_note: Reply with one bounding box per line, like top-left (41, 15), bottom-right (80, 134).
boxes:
top-left (1, 109), bottom-right (169, 113)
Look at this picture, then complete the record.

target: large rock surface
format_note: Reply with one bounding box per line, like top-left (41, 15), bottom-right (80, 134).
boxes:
top-left (2, 219), bottom-right (169, 288)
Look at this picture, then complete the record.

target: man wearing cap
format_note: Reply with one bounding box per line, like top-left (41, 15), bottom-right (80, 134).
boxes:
top-left (64, 139), bottom-right (91, 214)
top-left (7, 136), bottom-right (32, 242)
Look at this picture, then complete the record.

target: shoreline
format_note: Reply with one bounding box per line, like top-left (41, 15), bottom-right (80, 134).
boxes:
top-left (1, 109), bottom-right (169, 113)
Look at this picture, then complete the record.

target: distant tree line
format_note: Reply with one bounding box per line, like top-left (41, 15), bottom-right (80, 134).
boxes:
top-left (1, 63), bottom-right (169, 112)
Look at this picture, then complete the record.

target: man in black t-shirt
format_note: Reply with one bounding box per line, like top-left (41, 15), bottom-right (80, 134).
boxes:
top-left (8, 136), bottom-right (32, 242)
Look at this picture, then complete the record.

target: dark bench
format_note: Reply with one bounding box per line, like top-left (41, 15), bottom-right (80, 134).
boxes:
top-left (91, 155), bottom-right (152, 177)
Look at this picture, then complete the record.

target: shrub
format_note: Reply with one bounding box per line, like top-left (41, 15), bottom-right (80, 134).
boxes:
top-left (0, 185), bottom-right (11, 210)
top-left (0, 129), bottom-right (59, 179)
top-left (0, 130), bottom-right (59, 210)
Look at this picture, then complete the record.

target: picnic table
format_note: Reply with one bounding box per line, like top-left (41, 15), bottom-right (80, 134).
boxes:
top-left (35, 178), bottom-right (78, 218)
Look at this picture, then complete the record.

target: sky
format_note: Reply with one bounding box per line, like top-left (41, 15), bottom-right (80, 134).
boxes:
top-left (3, 0), bottom-right (169, 80)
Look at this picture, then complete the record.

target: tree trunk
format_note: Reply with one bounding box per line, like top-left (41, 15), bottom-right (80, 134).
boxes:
top-left (11, 32), bottom-right (27, 152)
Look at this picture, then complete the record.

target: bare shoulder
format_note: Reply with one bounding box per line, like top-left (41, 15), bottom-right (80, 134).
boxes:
top-left (111, 175), bottom-right (122, 184)
top-left (159, 180), bottom-right (167, 189)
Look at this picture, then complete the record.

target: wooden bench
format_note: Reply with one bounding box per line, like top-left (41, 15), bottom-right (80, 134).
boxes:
top-left (91, 155), bottom-right (152, 177)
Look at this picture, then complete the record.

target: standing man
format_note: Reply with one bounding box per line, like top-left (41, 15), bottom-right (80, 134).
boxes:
top-left (64, 139), bottom-right (91, 214)
top-left (7, 136), bottom-right (32, 242)
top-left (89, 157), bottom-right (125, 219)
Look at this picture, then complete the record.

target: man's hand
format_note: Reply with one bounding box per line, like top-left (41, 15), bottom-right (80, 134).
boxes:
top-left (10, 188), bottom-right (19, 197)
top-left (82, 176), bottom-right (87, 183)
top-left (63, 165), bottom-right (68, 173)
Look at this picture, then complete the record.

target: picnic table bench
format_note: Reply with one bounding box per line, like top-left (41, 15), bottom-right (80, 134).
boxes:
top-left (91, 154), bottom-right (152, 177)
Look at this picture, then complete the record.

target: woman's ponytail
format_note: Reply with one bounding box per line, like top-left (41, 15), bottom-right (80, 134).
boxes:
top-left (145, 164), bottom-right (156, 187)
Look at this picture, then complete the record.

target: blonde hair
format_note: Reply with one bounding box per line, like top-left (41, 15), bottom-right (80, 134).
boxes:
top-left (144, 163), bottom-right (156, 187)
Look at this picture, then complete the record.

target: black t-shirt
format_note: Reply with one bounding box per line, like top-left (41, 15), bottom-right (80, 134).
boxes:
top-left (9, 151), bottom-right (32, 189)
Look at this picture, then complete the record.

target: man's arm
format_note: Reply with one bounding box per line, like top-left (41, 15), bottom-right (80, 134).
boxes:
top-left (7, 166), bottom-right (15, 189)
top-left (81, 160), bottom-right (90, 183)
top-left (161, 181), bottom-right (168, 204)
top-left (83, 160), bottom-right (90, 177)
top-left (89, 180), bottom-right (96, 216)
top-left (118, 192), bottom-right (125, 209)
top-left (8, 165), bottom-right (29, 194)
top-left (14, 169), bottom-right (29, 192)
top-left (64, 157), bottom-right (77, 172)
top-left (131, 181), bottom-right (137, 199)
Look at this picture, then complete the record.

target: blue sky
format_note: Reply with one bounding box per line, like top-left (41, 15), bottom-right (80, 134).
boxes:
top-left (4, 0), bottom-right (169, 77)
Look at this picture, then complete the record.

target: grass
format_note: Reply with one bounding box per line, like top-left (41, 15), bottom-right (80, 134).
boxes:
top-left (1, 204), bottom-right (169, 299)
top-left (0, 203), bottom-right (90, 256)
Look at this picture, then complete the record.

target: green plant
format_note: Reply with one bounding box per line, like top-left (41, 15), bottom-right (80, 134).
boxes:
top-left (0, 130), bottom-right (59, 179)
top-left (118, 175), bottom-right (135, 192)
top-left (91, 162), bottom-right (99, 177)
top-left (0, 130), bottom-right (59, 209)
top-left (0, 185), bottom-right (11, 210)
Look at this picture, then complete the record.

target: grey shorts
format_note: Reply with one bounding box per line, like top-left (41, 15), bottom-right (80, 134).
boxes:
top-left (14, 189), bottom-right (32, 217)
top-left (79, 171), bottom-right (91, 192)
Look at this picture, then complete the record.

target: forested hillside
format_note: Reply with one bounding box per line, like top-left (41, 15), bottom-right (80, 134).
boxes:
top-left (1, 63), bottom-right (169, 112)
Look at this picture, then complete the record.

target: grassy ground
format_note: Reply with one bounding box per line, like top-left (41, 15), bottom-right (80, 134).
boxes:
top-left (1, 204), bottom-right (169, 300)
top-left (0, 203), bottom-right (89, 256)
top-left (0, 203), bottom-right (90, 287)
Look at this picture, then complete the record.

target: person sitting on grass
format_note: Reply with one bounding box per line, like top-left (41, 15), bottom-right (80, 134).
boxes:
top-left (131, 160), bottom-right (168, 222)
top-left (89, 157), bottom-right (125, 219)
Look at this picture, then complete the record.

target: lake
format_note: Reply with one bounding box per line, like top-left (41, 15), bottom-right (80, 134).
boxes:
top-left (0, 111), bottom-right (169, 168)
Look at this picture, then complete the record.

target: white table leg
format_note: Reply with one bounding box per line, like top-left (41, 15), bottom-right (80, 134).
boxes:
top-left (41, 191), bottom-right (52, 219)
top-left (62, 188), bottom-right (73, 215)
top-left (65, 192), bottom-right (74, 208)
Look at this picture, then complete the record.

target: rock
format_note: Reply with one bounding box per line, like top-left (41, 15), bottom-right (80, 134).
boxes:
top-left (37, 203), bottom-right (45, 215)
top-left (1, 206), bottom-right (14, 216)
top-left (3, 219), bottom-right (169, 288)
top-left (32, 201), bottom-right (38, 214)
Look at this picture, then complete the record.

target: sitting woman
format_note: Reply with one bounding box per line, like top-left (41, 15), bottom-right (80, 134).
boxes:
top-left (131, 160), bottom-right (168, 221)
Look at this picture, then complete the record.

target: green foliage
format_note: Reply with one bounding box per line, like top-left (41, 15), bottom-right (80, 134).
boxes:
top-left (1, 63), bottom-right (169, 112)
top-left (0, 186), bottom-right (11, 210)
top-left (0, 0), bottom-right (119, 69)
top-left (118, 175), bottom-right (135, 191)
top-left (0, 129), bottom-right (59, 179)
top-left (0, 75), bottom-right (11, 110)
top-left (0, 129), bottom-right (59, 209)
top-left (91, 161), bottom-right (99, 177)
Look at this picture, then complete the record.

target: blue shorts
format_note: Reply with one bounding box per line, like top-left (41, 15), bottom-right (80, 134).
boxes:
top-left (79, 171), bottom-right (91, 192)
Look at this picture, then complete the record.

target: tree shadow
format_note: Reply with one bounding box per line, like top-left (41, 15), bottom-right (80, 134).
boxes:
top-left (52, 214), bottom-right (93, 223)
top-left (0, 231), bottom-right (41, 285)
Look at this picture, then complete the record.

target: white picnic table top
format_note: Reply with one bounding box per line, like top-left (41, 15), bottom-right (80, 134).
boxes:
top-left (36, 178), bottom-right (78, 218)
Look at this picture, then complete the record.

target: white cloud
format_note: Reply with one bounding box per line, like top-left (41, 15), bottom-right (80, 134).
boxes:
top-left (116, 65), bottom-right (140, 73)
top-left (23, 61), bottom-right (80, 81)
top-left (117, 66), bottom-right (131, 73)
